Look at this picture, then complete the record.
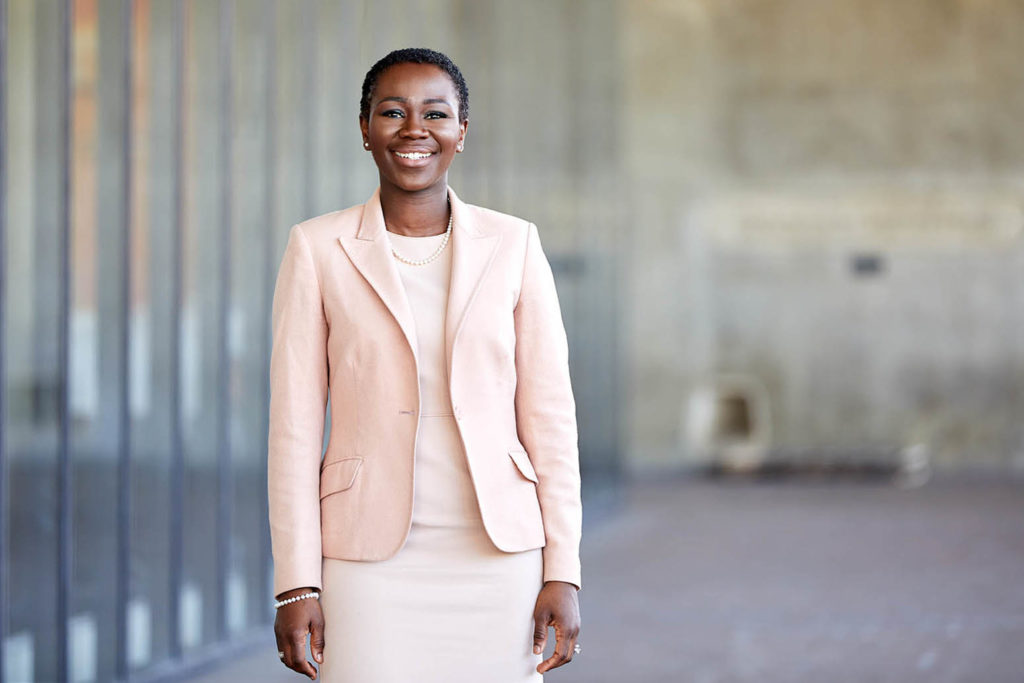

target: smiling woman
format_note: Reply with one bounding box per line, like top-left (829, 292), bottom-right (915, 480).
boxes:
top-left (360, 59), bottom-right (467, 215)
top-left (268, 48), bottom-right (582, 683)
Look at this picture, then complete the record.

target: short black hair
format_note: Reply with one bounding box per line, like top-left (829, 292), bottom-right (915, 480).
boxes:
top-left (360, 48), bottom-right (469, 123)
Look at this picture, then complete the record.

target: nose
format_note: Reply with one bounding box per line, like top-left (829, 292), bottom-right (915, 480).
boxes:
top-left (399, 113), bottom-right (429, 138)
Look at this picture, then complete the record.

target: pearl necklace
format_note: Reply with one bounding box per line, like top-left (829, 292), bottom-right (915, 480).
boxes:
top-left (387, 208), bottom-right (453, 266)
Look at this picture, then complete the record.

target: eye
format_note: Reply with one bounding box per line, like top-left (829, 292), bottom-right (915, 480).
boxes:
top-left (379, 109), bottom-right (404, 118)
top-left (425, 111), bottom-right (449, 119)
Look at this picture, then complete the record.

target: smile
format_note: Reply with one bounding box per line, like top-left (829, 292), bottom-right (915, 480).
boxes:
top-left (393, 151), bottom-right (434, 160)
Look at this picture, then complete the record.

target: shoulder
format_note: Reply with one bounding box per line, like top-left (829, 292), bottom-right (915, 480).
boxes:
top-left (289, 202), bottom-right (365, 248)
top-left (463, 201), bottom-right (535, 244)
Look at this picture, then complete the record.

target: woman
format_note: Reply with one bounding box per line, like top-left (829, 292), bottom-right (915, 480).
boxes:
top-left (268, 48), bottom-right (581, 682)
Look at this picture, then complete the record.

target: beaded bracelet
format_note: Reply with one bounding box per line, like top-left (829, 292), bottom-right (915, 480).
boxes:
top-left (273, 591), bottom-right (320, 610)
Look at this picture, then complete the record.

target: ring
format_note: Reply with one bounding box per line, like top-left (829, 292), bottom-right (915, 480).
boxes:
top-left (278, 651), bottom-right (285, 660)
top-left (573, 643), bottom-right (582, 655)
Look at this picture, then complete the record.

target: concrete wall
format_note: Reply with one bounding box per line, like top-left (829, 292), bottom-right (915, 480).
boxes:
top-left (622, 0), bottom-right (1024, 472)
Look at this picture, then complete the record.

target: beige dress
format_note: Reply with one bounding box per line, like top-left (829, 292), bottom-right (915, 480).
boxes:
top-left (319, 229), bottom-right (544, 682)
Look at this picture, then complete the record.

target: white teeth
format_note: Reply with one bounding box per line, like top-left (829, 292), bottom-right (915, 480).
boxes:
top-left (394, 151), bottom-right (433, 160)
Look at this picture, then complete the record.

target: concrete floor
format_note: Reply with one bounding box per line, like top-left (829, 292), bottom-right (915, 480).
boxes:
top-left (183, 473), bottom-right (1024, 683)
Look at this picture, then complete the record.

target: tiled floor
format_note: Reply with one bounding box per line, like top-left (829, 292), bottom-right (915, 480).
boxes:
top-left (184, 473), bottom-right (1024, 683)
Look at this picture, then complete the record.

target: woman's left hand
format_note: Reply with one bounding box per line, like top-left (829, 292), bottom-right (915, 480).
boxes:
top-left (532, 580), bottom-right (581, 673)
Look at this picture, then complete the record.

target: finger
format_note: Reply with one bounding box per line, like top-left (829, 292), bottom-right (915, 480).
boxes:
top-left (280, 631), bottom-right (298, 670)
top-left (283, 631), bottom-right (303, 670)
top-left (274, 634), bottom-right (287, 668)
top-left (566, 627), bottom-right (580, 665)
top-left (538, 624), bottom-right (570, 673)
top-left (289, 631), bottom-right (316, 678)
top-left (532, 613), bottom-right (549, 656)
top-left (310, 615), bottom-right (326, 665)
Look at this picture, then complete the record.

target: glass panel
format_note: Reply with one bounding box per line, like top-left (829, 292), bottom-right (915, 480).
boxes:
top-left (4, 1), bottom-right (66, 681)
top-left (128, 0), bottom-right (175, 671)
top-left (180, 0), bottom-right (225, 650)
top-left (228, 0), bottom-right (271, 632)
top-left (68, 0), bottom-right (127, 680)
top-left (272, 2), bottom-right (309, 243)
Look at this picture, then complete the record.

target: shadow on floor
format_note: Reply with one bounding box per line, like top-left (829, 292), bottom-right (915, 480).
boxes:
top-left (183, 472), bottom-right (1024, 683)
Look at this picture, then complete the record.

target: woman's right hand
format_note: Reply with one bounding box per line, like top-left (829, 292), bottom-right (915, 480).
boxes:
top-left (274, 587), bottom-right (325, 680)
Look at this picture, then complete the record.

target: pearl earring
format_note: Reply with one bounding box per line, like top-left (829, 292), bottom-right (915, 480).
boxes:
top-left (363, 141), bottom-right (370, 149)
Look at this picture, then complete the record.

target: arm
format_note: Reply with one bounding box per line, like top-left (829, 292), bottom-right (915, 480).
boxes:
top-left (268, 225), bottom-right (329, 680)
top-left (514, 223), bottom-right (583, 672)
top-left (268, 224), bottom-right (329, 597)
top-left (514, 222), bottom-right (583, 590)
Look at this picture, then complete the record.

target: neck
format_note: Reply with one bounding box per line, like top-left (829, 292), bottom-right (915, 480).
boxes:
top-left (379, 180), bottom-right (450, 237)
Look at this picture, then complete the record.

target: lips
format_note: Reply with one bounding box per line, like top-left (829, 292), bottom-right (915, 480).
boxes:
top-left (393, 149), bottom-right (435, 160)
top-left (390, 148), bottom-right (437, 168)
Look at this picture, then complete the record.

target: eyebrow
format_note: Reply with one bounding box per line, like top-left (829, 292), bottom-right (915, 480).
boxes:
top-left (377, 96), bottom-right (453, 107)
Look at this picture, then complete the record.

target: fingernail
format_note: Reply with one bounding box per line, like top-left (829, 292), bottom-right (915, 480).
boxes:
top-left (315, 653), bottom-right (323, 663)
top-left (533, 644), bottom-right (542, 654)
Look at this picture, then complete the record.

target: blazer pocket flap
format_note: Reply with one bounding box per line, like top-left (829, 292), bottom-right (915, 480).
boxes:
top-left (320, 457), bottom-right (363, 499)
top-left (508, 449), bottom-right (539, 484)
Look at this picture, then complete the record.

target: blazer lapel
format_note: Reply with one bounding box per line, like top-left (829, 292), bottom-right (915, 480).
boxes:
top-left (337, 187), bottom-right (419, 364)
top-left (444, 186), bottom-right (501, 385)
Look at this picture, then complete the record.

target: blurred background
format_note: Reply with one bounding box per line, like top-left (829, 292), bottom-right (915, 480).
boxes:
top-left (2, 1), bottom-right (1023, 682)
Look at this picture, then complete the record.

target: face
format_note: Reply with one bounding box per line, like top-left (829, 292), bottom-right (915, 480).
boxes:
top-left (360, 62), bottom-right (468, 194)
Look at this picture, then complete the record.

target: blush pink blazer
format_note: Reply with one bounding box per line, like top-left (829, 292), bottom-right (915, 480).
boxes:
top-left (267, 185), bottom-right (582, 597)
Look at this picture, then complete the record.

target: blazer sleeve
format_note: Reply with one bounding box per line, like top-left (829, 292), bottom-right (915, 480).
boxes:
top-left (514, 222), bottom-right (583, 590)
top-left (267, 224), bottom-right (329, 597)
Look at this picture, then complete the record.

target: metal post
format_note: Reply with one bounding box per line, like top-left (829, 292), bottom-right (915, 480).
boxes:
top-left (302, 0), bottom-right (314, 219)
top-left (0, 0), bottom-right (8, 674)
top-left (169, 0), bottom-right (186, 661)
top-left (260, 0), bottom-right (276, 618)
top-left (216, 0), bottom-right (234, 641)
top-left (57, 0), bottom-right (73, 680)
top-left (116, 0), bottom-right (134, 678)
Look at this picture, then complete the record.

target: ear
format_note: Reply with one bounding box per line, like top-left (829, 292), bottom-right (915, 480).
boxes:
top-left (457, 119), bottom-right (469, 150)
top-left (359, 116), bottom-right (369, 147)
